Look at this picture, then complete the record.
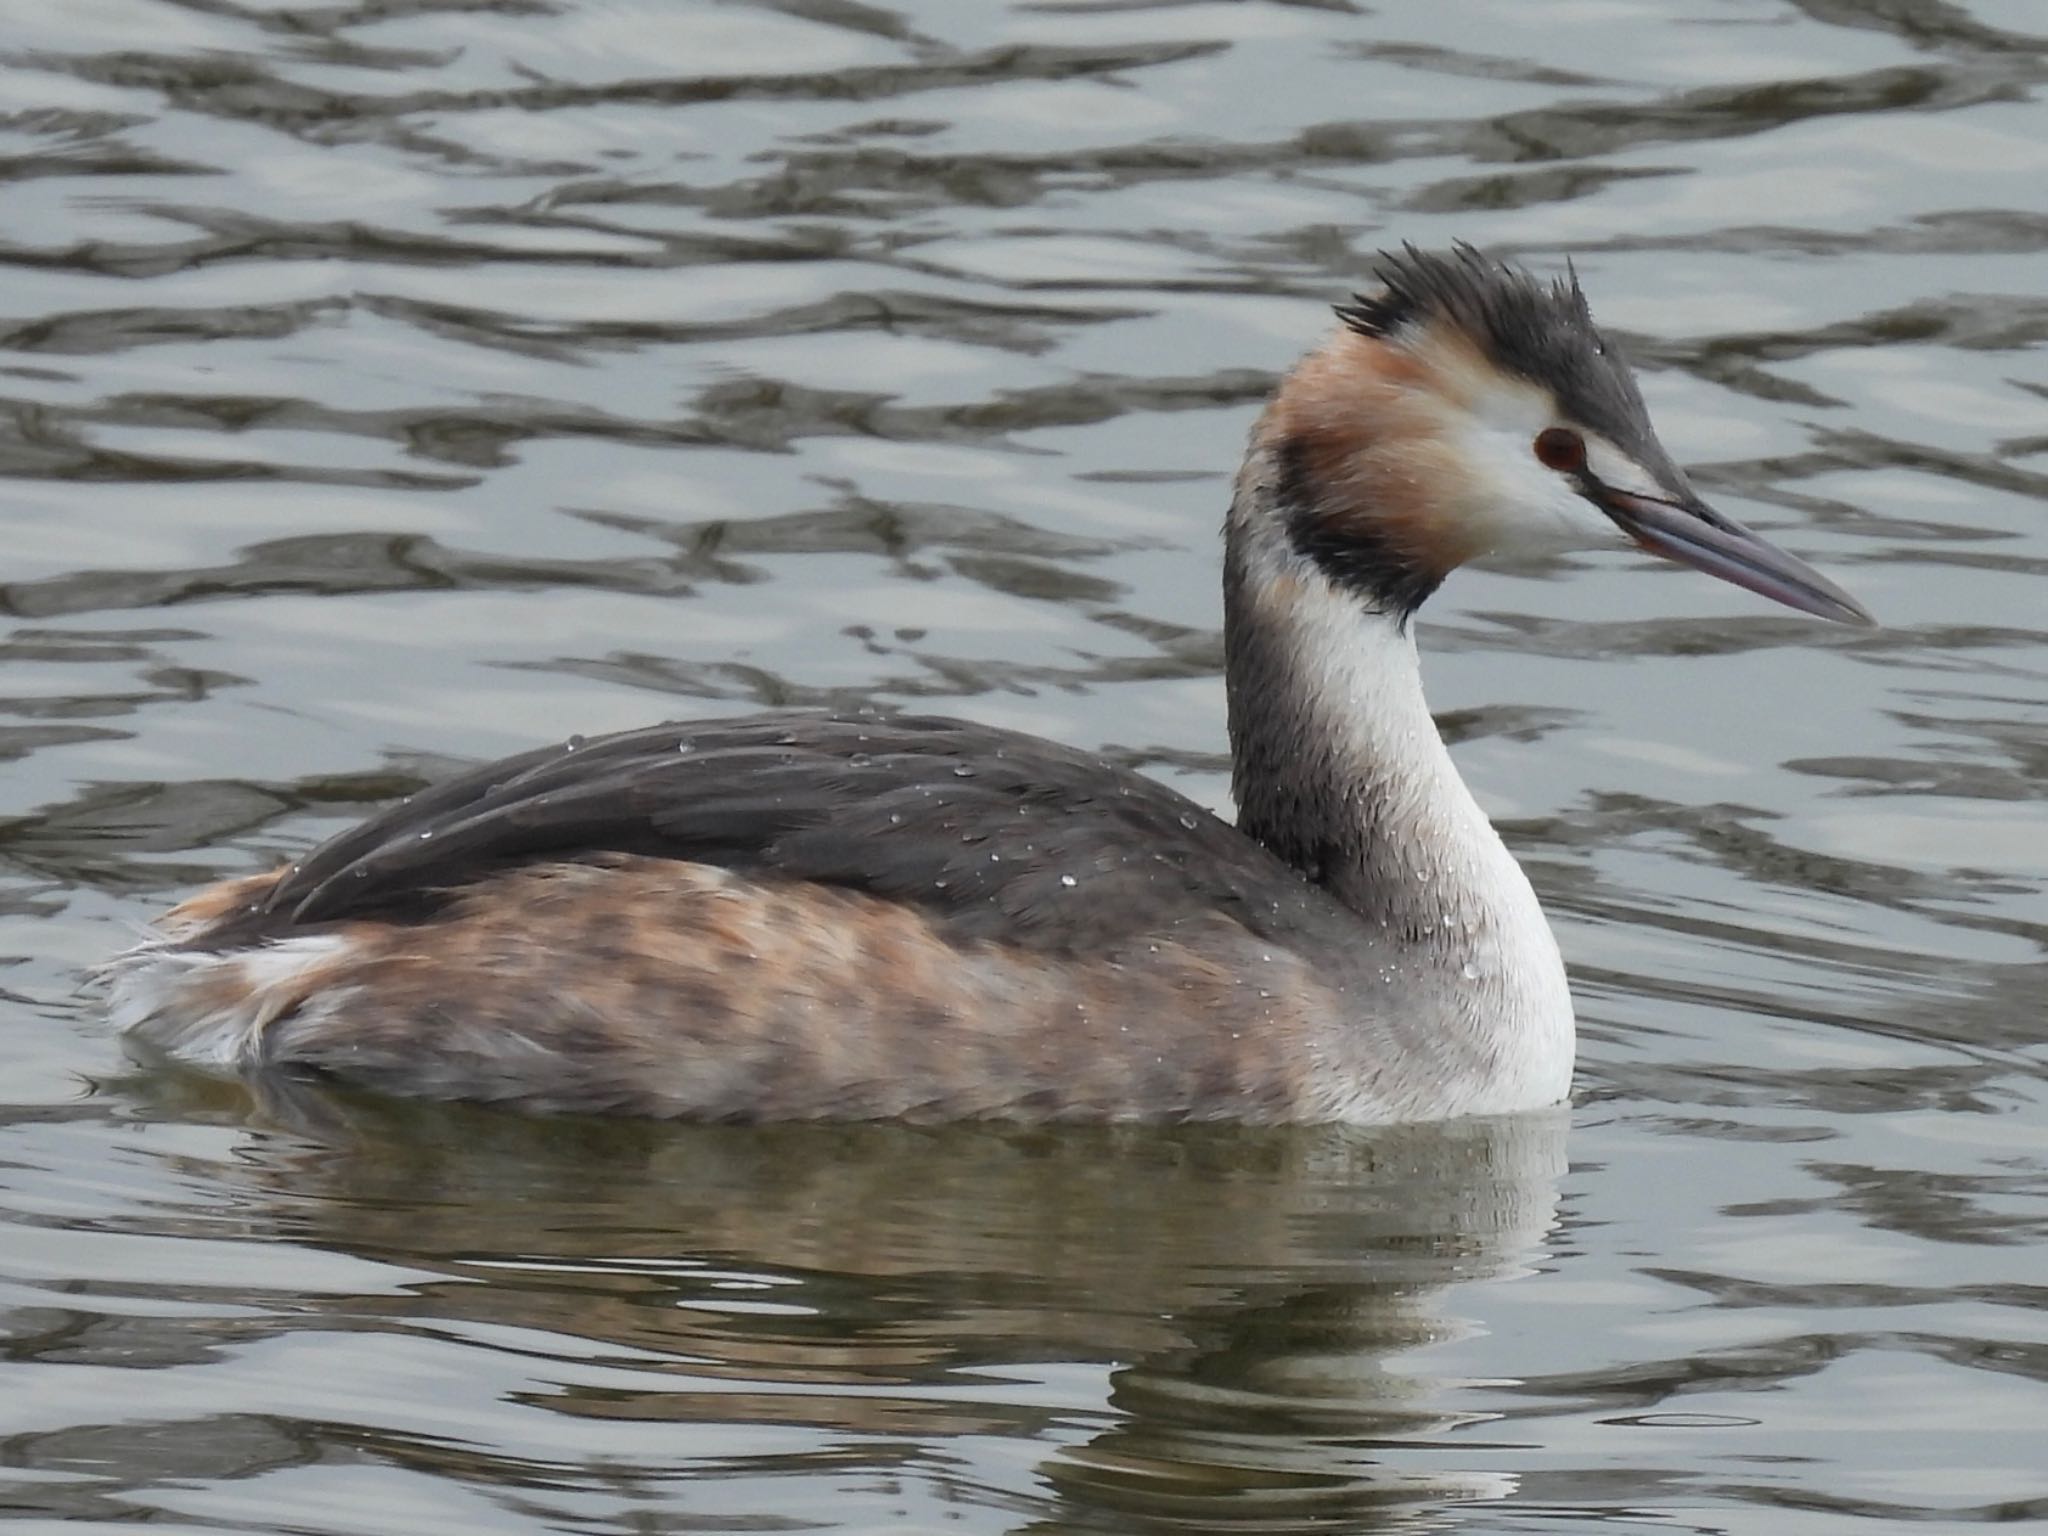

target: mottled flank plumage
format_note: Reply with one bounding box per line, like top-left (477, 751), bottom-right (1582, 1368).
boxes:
top-left (105, 245), bottom-right (1869, 1123)
top-left (125, 856), bottom-right (1339, 1121)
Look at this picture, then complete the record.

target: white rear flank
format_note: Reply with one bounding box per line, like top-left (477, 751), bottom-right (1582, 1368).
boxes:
top-left (103, 934), bottom-right (356, 1075)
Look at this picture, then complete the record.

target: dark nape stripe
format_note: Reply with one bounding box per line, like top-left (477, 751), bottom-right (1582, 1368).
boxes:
top-left (1274, 438), bottom-right (1443, 622)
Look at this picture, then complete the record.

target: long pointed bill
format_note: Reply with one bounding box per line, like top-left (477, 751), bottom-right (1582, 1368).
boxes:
top-left (1596, 490), bottom-right (1873, 626)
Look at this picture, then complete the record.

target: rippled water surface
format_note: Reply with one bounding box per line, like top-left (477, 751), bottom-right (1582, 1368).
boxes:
top-left (3, 1), bottom-right (2045, 1531)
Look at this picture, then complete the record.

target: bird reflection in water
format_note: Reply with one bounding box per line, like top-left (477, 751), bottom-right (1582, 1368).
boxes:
top-left (124, 1072), bottom-right (1567, 1531)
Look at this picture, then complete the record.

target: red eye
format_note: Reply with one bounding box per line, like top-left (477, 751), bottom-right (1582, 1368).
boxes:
top-left (1533, 427), bottom-right (1585, 473)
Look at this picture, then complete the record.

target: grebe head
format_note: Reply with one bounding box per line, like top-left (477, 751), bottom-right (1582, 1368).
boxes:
top-left (1246, 243), bottom-right (1872, 625)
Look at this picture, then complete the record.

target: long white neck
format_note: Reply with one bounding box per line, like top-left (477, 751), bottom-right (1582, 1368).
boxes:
top-left (1222, 467), bottom-right (1573, 1110)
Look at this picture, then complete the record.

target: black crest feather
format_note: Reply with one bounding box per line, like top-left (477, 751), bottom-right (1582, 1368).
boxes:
top-left (1336, 241), bottom-right (1589, 344)
top-left (1334, 243), bottom-right (1665, 473)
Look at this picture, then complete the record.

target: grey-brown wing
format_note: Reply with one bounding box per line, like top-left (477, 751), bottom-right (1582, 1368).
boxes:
top-left (225, 711), bottom-right (1344, 953)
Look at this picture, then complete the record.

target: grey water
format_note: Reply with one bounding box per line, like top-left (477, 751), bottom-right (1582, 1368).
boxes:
top-left (1, 1), bottom-right (2044, 1532)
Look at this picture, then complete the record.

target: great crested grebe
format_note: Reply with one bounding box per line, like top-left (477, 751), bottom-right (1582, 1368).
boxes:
top-left (105, 245), bottom-right (1869, 1123)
